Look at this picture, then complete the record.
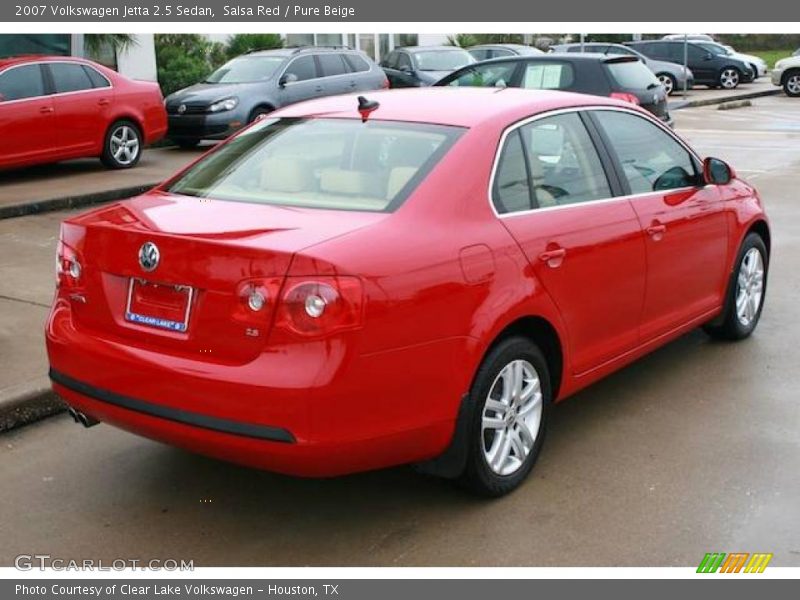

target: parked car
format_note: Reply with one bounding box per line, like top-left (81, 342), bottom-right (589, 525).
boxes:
top-left (550, 42), bottom-right (694, 95)
top-left (663, 34), bottom-right (715, 42)
top-left (380, 46), bottom-right (475, 87)
top-left (45, 87), bottom-right (769, 496)
top-left (467, 44), bottom-right (544, 61)
top-left (164, 46), bottom-right (388, 148)
top-left (772, 54), bottom-right (800, 97)
top-left (794, 48), bottom-right (800, 57)
top-left (0, 55), bottom-right (166, 170)
top-left (695, 41), bottom-right (768, 78)
top-left (436, 54), bottom-right (672, 125)
top-left (627, 40), bottom-right (754, 89)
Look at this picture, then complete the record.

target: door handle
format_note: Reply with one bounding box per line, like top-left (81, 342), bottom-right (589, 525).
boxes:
top-left (98, 98), bottom-right (110, 106)
top-left (646, 224), bottom-right (666, 238)
top-left (538, 248), bottom-right (566, 267)
top-left (315, 86), bottom-right (324, 92)
top-left (39, 106), bottom-right (54, 114)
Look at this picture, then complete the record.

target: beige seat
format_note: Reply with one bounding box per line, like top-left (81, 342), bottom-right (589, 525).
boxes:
top-left (260, 157), bottom-right (313, 193)
top-left (386, 167), bottom-right (417, 199)
top-left (319, 168), bottom-right (384, 198)
top-left (528, 153), bottom-right (556, 208)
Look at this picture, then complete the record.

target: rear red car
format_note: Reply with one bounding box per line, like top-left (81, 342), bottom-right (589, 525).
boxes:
top-left (46, 88), bottom-right (770, 496)
top-left (0, 55), bottom-right (166, 170)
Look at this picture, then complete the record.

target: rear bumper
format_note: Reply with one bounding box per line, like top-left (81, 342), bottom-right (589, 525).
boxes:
top-left (45, 302), bottom-right (464, 477)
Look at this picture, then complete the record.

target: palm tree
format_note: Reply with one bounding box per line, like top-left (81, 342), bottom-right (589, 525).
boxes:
top-left (83, 34), bottom-right (136, 63)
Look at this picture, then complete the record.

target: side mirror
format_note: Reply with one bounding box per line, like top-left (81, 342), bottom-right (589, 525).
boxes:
top-left (704, 157), bottom-right (734, 185)
top-left (279, 73), bottom-right (298, 88)
top-left (704, 52), bottom-right (714, 61)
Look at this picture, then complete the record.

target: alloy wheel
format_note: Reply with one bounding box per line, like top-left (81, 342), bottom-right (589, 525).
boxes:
top-left (658, 74), bottom-right (675, 95)
top-left (720, 69), bottom-right (740, 89)
top-left (786, 74), bottom-right (800, 96)
top-left (481, 359), bottom-right (543, 476)
top-left (735, 247), bottom-right (765, 327)
top-left (110, 125), bottom-right (140, 166)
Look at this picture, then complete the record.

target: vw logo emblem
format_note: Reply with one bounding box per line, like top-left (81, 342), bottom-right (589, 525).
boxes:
top-left (177, 104), bottom-right (187, 114)
top-left (138, 242), bottom-right (160, 272)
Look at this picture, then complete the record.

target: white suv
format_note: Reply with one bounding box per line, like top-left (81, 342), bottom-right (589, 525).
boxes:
top-left (772, 55), bottom-right (800, 97)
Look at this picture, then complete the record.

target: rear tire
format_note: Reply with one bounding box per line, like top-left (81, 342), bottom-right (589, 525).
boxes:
top-left (704, 233), bottom-right (768, 340)
top-left (783, 70), bottom-right (800, 97)
top-left (458, 336), bottom-right (551, 497)
top-left (657, 73), bottom-right (677, 95)
top-left (718, 67), bottom-right (741, 90)
top-left (101, 120), bottom-right (142, 169)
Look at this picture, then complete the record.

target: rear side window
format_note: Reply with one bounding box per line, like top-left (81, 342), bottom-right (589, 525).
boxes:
top-left (606, 61), bottom-right (659, 89)
top-left (444, 62), bottom-right (517, 88)
top-left (492, 48), bottom-right (515, 58)
top-left (344, 54), bottom-right (370, 73)
top-left (49, 63), bottom-right (94, 93)
top-left (0, 64), bottom-right (45, 101)
top-left (397, 53), bottom-right (413, 70)
top-left (521, 62), bottom-right (574, 90)
top-left (593, 110), bottom-right (698, 194)
top-left (284, 56), bottom-right (317, 81)
top-left (165, 118), bottom-right (463, 213)
top-left (492, 112), bottom-right (611, 214)
top-left (469, 49), bottom-right (491, 61)
top-left (82, 65), bottom-right (110, 88)
top-left (318, 53), bottom-right (348, 77)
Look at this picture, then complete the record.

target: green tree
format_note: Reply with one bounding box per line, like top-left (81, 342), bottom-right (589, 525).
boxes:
top-left (225, 33), bottom-right (283, 58)
top-left (154, 34), bottom-right (227, 96)
top-left (447, 33), bottom-right (525, 47)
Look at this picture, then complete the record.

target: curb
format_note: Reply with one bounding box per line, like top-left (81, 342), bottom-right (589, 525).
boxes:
top-left (0, 385), bottom-right (65, 433)
top-left (0, 183), bottom-right (156, 220)
top-left (670, 87), bottom-right (781, 110)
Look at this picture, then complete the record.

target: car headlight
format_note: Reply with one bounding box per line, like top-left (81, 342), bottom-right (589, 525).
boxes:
top-left (208, 97), bottom-right (238, 113)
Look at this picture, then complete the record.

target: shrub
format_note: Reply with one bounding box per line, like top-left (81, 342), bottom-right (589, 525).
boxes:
top-left (154, 34), bottom-right (226, 96)
top-left (225, 34), bottom-right (283, 58)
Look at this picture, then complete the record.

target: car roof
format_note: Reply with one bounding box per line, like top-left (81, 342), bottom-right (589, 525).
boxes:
top-left (398, 46), bottom-right (468, 52)
top-left (0, 54), bottom-right (93, 69)
top-left (472, 52), bottom-right (636, 64)
top-left (271, 87), bottom-right (627, 129)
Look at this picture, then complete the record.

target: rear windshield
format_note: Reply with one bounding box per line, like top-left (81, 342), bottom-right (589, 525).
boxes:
top-left (414, 49), bottom-right (474, 71)
top-left (165, 118), bottom-right (463, 212)
top-left (606, 61), bottom-right (660, 89)
top-left (205, 56), bottom-right (285, 83)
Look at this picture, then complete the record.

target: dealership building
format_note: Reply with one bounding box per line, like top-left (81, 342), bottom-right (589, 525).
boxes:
top-left (0, 33), bottom-right (451, 82)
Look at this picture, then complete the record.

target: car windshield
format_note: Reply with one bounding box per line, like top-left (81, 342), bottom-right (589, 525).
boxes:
top-left (607, 61), bottom-right (660, 89)
top-left (205, 56), bottom-right (285, 83)
top-left (165, 118), bottom-right (463, 212)
top-left (413, 49), bottom-right (474, 71)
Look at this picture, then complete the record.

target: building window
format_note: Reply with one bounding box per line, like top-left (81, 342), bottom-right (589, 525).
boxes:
top-left (358, 34), bottom-right (376, 60)
top-left (285, 34), bottom-right (314, 48)
top-left (393, 34), bottom-right (418, 47)
top-left (379, 34), bottom-right (391, 61)
top-left (315, 33), bottom-right (344, 46)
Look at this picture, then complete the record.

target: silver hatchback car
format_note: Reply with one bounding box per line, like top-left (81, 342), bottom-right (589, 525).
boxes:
top-left (165, 46), bottom-right (388, 147)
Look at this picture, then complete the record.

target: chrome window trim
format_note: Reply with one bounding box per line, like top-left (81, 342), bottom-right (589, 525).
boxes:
top-left (279, 52), bottom-right (366, 85)
top-left (487, 104), bottom-right (705, 220)
top-left (0, 59), bottom-right (113, 105)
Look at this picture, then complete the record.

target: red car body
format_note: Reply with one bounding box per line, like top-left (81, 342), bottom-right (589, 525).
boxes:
top-left (46, 88), bottom-right (769, 480)
top-left (0, 55), bottom-right (166, 170)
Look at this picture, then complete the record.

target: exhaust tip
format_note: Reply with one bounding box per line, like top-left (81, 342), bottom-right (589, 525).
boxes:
top-left (67, 406), bottom-right (100, 428)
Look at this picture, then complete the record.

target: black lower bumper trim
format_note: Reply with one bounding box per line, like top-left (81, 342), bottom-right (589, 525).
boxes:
top-left (49, 368), bottom-right (295, 444)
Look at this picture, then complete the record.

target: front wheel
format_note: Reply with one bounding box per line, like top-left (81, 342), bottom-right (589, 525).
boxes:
top-left (719, 68), bottom-right (741, 90)
top-left (458, 336), bottom-right (551, 497)
top-left (657, 73), bottom-right (677, 95)
top-left (784, 70), bottom-right (800, 97)
top-left (101, 121), bottom-right (142, 169)
top-left (704, 233), bottom-right (768, 340)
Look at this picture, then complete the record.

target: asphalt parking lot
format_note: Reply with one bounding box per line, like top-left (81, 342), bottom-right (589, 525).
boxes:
top-left (1, 96), bottom-right (799, 567)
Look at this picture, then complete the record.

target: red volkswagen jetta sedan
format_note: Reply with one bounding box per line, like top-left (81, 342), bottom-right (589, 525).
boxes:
top-left (46, 88), bottom-right (769, 496)
top-left (0, 55), bottom-right (167, 170)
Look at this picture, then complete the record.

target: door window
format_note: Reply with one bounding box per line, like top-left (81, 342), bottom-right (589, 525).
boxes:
top-left (284, 56), bottom-right (318, 82)
top-left (0, 64), bottom-right (45, 101)
top-left (397, 53), bottom-right (413, 71)
top-left (593, 110), bottom-right (699, 194)
top-left (318, 53), bottom-right (348, 77)
top-left (521, 62), bottom-right (574, 90)
top-left (49, 62), bottom-right (95, 93)
top-left (518, 113), bottom-right (611, 208)
top-left (444, 62), bottom-right (517, 87)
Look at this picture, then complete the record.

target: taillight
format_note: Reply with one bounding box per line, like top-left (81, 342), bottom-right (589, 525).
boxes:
top-left (56, 240), bottom-right (82, 287)
top-left (610, 92), bottom-right (640, 105)
top-left (275, 276), bottom-right (363, 337)
top-left (232, 278), bottom-right (283, 324)
top-left (381, 76), bottom-right (390, 89)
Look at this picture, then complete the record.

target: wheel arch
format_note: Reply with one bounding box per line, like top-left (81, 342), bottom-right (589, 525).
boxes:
top-left (249, 103), bottom-right (276, 121)
top-left (781, 67), bottom-right (800, 85)
top-left (746, 218), bottom-right (771, 258)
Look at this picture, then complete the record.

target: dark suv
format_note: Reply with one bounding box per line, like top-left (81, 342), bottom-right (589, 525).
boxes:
top-left (380, 46), bottom-right (475, 87)
top-left (626, 40), bottom-right (753, 89)
top-left (436, 54), bottom-right (672, 125)
top-left (164, 46), bottom-right (388, 147)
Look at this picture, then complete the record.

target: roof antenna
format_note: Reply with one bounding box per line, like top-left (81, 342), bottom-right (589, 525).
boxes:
top-left (357, 96), bottom-right (379, 122)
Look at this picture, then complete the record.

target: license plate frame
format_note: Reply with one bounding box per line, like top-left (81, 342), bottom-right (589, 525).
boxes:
top-left (124, 278), bottom-right (194, 333)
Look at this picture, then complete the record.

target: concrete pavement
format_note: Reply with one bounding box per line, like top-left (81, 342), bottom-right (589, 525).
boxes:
top-left (0, 95), bottom-right (798, 566)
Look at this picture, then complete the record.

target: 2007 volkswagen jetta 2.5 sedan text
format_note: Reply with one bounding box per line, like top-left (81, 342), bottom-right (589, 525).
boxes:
top-left (46, 87), bottom-right (770, 496)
